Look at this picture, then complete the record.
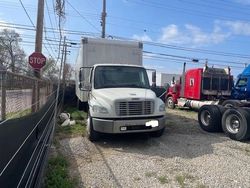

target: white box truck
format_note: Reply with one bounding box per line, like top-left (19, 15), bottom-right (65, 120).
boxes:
top-left (75, 37), bottom-right (166, 141)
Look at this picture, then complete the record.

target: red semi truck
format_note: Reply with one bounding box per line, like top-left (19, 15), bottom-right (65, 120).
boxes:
top-left (166, 63), bottom-right (233, 109)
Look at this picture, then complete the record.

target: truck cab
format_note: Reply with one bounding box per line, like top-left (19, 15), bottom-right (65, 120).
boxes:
top-left (79, 64), bottom-right (166, 141)
top-left (166, 63), bottom-right (233, 109)
top-left (232, 65), bottom-right (250, 100)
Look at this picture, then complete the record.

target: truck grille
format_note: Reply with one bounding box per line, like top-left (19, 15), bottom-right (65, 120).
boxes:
top-left (116, 101), bottom-right (154, 116)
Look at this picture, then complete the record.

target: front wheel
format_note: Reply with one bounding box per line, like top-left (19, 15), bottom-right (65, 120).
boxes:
top-left (166, 97), bottom-right (175, 109)
top-left (87, 113), bottom-right (100, 142)
top-left (151, 128), bottom-right (165, 137)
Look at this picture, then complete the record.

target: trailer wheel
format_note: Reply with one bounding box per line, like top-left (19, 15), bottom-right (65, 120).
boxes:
top-left (222, 108), bottom-right (250, 141)
top-left (198, 105), bottom-right (222, 132)
top-left (222, 100), bottom-right (241, 108)
top-left (166, 97), bottom-right (175, 109)
top-left (151, 128), bottom-right (165, 137)
top-left (87, 113), bottom-right (100, 142)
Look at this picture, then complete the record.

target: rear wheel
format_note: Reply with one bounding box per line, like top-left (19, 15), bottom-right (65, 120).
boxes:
top-left (166, 97), bottom-right (175, 109)
top-left (87, 113), bottom-right (100, 142)
top-left (198, 105), bottom-right (223, 132)
top-left (222, 108), bottom-right (250, 141)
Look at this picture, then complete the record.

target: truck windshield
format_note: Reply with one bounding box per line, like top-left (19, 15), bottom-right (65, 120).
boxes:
top-left (236, 77), bottom-right (247, 87)
top-left (94, 66), bottom-right (150, 89)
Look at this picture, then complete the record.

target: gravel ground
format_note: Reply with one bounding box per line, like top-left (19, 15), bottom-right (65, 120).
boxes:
top-left (58, 108), bottom-right (250, 188)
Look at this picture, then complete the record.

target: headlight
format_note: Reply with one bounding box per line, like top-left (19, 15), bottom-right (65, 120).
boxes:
top-left (159, 103), bottom-right (166, 112)
top-left (92, 105), bottom-right (109, 114)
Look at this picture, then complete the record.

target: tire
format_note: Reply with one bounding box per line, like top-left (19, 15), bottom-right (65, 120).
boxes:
top-left (222, 108), bottom-right (250, 141)
top-left (151, 128), bottom-right (165, 137)
top-left (86, 113), bottom-right (100, 142)
top-left (198, 105), bottom-right (222, 132)
top-left (166, 96), bottom-right (175, 109)
top-left (222, 100), bottom-right (241, 108)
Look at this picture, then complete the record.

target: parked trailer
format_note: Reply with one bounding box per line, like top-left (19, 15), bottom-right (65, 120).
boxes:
top-left (75, 37), bottom-right (166, 141)
top-left (198, 104), bottom-right (250, 141)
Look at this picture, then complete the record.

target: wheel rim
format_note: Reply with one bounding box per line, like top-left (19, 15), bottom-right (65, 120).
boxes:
top-left (224, 103), bottom-right (233, 108)
top-left (200, 110), bottom-right (211, 126)
top-left (168, 98), bottom-right (173, 107)
top-left (225, 114), bottom-right (240, 134)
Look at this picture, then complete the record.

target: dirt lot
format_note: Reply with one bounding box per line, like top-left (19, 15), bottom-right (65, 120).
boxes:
top-left (58, 108), bottom-right (250, 188)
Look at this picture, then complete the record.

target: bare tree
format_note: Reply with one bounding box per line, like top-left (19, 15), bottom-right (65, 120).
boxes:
top-left (0, 29), bottom-right (26, 73)
top-left (42, 57), bottom-right (59, 82)
top-left (63, 63), bottom-right (73, 81)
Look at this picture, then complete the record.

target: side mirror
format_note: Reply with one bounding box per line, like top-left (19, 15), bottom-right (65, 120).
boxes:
top-left (79, 66), bottom-right (92, 91)
top-left (152, 71), bottom-right (156, 87)
top-left (79, 82), bottom-right (91, 91)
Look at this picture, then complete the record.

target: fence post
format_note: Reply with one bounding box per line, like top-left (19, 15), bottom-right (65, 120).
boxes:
top-left (1, 71), bottom-right (6, 120)
top-left (37, 81), bottom-right (40, 110)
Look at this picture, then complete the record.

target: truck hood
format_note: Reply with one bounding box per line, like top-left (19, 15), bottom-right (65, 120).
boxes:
top-left (91, 88), bottom-right (156, 104)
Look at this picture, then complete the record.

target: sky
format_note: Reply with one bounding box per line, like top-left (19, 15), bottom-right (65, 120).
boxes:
top-left (1, 0), bottom-right (250, 77)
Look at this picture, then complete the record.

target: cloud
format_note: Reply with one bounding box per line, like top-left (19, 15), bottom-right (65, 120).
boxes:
top-left (159, 24), bottom-right (189, 44)
top-left (220, 20), bottom-right (250, 36)
top-left (158, 23), bottom-right (230, 46)
top-left (132, 33), bottom-right (152, 42)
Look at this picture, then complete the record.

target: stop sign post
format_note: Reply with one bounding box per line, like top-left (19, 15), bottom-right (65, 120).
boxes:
top-left (28, 52), bottom-right (46, 70)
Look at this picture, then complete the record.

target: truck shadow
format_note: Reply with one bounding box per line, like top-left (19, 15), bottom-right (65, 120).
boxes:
top-left (95, 111), bottom-right (231, 159)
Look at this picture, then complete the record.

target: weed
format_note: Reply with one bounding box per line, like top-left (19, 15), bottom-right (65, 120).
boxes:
top-left (176, 173), bottom-right (195, 188)
top-left (44, 155), bottom-right (77, 188)
top-left (175, 175), bottom-right (185, 188)
top-left (157, 176), bottom-right (168, 184)
top-left (245, 147), bottom-right (250, 156)
top-left (134, 177), bottom-right (141, 181)
top-left (145, 171), bottom-right (157, 178)
top-left (196, 183), bottom-right (207, 188)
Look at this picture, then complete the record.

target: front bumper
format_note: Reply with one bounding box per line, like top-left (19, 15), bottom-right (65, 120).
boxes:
top-left (92, 115), bottom-right (166, 134)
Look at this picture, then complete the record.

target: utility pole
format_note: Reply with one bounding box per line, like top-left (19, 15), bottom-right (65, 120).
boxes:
top-left (101, 0), bottom-right (106, 38)
top-left (35, 0), bottom-right (45, 78)
top-left (32, 0), bottom-right (45, 112)
top-left (62, 43), bottom-right (68, 106)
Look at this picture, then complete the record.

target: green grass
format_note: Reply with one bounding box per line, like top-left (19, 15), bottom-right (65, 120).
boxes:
top-left (157, 176), bottom-right (168, 184)
top-left (63, 106), bottom-right (86, 120)
top-left (6, 108), bottom-right (31, 119)
top-left (44, 155), bottom-right (77, 188)
top-left (56, 107), bottom-right (87, 139)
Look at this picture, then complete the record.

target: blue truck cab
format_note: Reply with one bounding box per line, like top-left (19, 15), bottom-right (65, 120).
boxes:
top-left (232, 65), bottom-right (250, 100)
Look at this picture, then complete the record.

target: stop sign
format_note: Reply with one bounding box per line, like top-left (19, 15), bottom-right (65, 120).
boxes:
top-left (28, 52), bottom-right (46, 70)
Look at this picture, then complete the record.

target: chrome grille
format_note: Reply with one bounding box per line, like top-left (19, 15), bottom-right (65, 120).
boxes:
top-left (116, 101), bottom-right (154, 116)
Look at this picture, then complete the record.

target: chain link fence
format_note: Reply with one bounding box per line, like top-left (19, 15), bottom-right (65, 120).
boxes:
top-left (0, 71), bottom-right (53, 120)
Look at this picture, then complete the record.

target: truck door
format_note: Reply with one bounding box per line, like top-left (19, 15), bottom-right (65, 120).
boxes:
top-left (233, 77), bottom-right (248, 100)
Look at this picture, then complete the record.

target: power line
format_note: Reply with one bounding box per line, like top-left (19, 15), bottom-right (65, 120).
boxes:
top-left (18, 0), bottom-right (35, 27)
top-left (45, 0), bottom-right (57, 41)
top-left (65, 0), bottom-right (101, 32)
top-left (129, 0), bottom-right (250, 23)
top-left (143, 50), bottom-right (248, 67)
